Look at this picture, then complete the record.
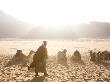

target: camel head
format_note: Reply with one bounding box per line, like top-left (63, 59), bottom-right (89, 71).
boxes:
top-left (29, 50), bottom-right (35, 55)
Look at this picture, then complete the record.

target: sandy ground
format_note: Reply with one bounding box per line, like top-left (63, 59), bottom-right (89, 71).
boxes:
top-left (0, 55), bottom-right (110, 82)
top-left (0, 40), bottom-right (110, 82)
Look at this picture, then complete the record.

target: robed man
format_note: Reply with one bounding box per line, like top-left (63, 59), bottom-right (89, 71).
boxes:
top-left (28, 41), bottom-right (48, 77)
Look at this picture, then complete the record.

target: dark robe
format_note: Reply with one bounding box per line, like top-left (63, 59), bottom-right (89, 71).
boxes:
top-left (33, 44), bottom-right (48, 73)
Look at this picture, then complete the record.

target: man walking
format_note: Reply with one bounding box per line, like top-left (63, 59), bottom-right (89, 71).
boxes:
top-left (28, 41), bottom-right (48, 77)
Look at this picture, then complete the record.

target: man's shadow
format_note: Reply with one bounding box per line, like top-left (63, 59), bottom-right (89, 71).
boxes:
top-left (25, 76), bottom-right (45, 82)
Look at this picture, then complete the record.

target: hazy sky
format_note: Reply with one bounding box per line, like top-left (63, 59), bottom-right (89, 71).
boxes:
top-left (0, 0), bottom-right (110, 26)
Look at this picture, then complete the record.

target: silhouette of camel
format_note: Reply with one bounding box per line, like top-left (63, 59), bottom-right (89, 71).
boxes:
top-left (70, 50), bottom-right (85, 65)
top-left (5, 50), bottom-right (35, 67)
top-left (56, 49), bottom-right (68, 66)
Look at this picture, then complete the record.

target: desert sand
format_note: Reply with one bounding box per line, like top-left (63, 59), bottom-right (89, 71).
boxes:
top-left (0, 39), bottom-right (110, 82)
top-left (0, 55), bottom-right (110, 82)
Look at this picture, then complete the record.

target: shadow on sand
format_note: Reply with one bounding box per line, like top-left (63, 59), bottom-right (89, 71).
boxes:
top-left (25, 76), bottom-right (45, 82)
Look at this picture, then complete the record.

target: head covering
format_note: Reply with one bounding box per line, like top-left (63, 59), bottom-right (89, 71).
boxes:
top-left (43, 41), bottom-right (47, 44)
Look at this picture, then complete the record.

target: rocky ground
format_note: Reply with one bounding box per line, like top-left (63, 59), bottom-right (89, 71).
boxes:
top-left (0, 55), bottom-right (110, 82)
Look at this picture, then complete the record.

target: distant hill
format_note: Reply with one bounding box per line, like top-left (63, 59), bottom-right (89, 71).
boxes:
top-left (75, 21), bottom-right (110, 38)
top-left (0, 10), bottom-right (32, 38)
top-left (26, 21), bottom-right (110, 39)
top-left (0, 10), bottom-right (110, 39)
top-left (25, 26), bottom-right (78, 39)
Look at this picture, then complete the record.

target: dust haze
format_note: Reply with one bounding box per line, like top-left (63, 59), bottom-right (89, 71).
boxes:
top-left (0, 0), bottom-right (110, 82)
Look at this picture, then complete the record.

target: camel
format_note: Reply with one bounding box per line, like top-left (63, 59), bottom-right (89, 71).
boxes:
top-left (56, 49), bottom-right (67, 65)
top-left (25, 50), bottom-right (35, 63)
top-left (5, 50), bottom-right (35, 66)
top-left (70, 50), bottom-right (83, 64)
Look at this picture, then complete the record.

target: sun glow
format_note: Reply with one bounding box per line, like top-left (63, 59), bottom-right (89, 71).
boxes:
top-left (0, 0), bottom-right (110, 27)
